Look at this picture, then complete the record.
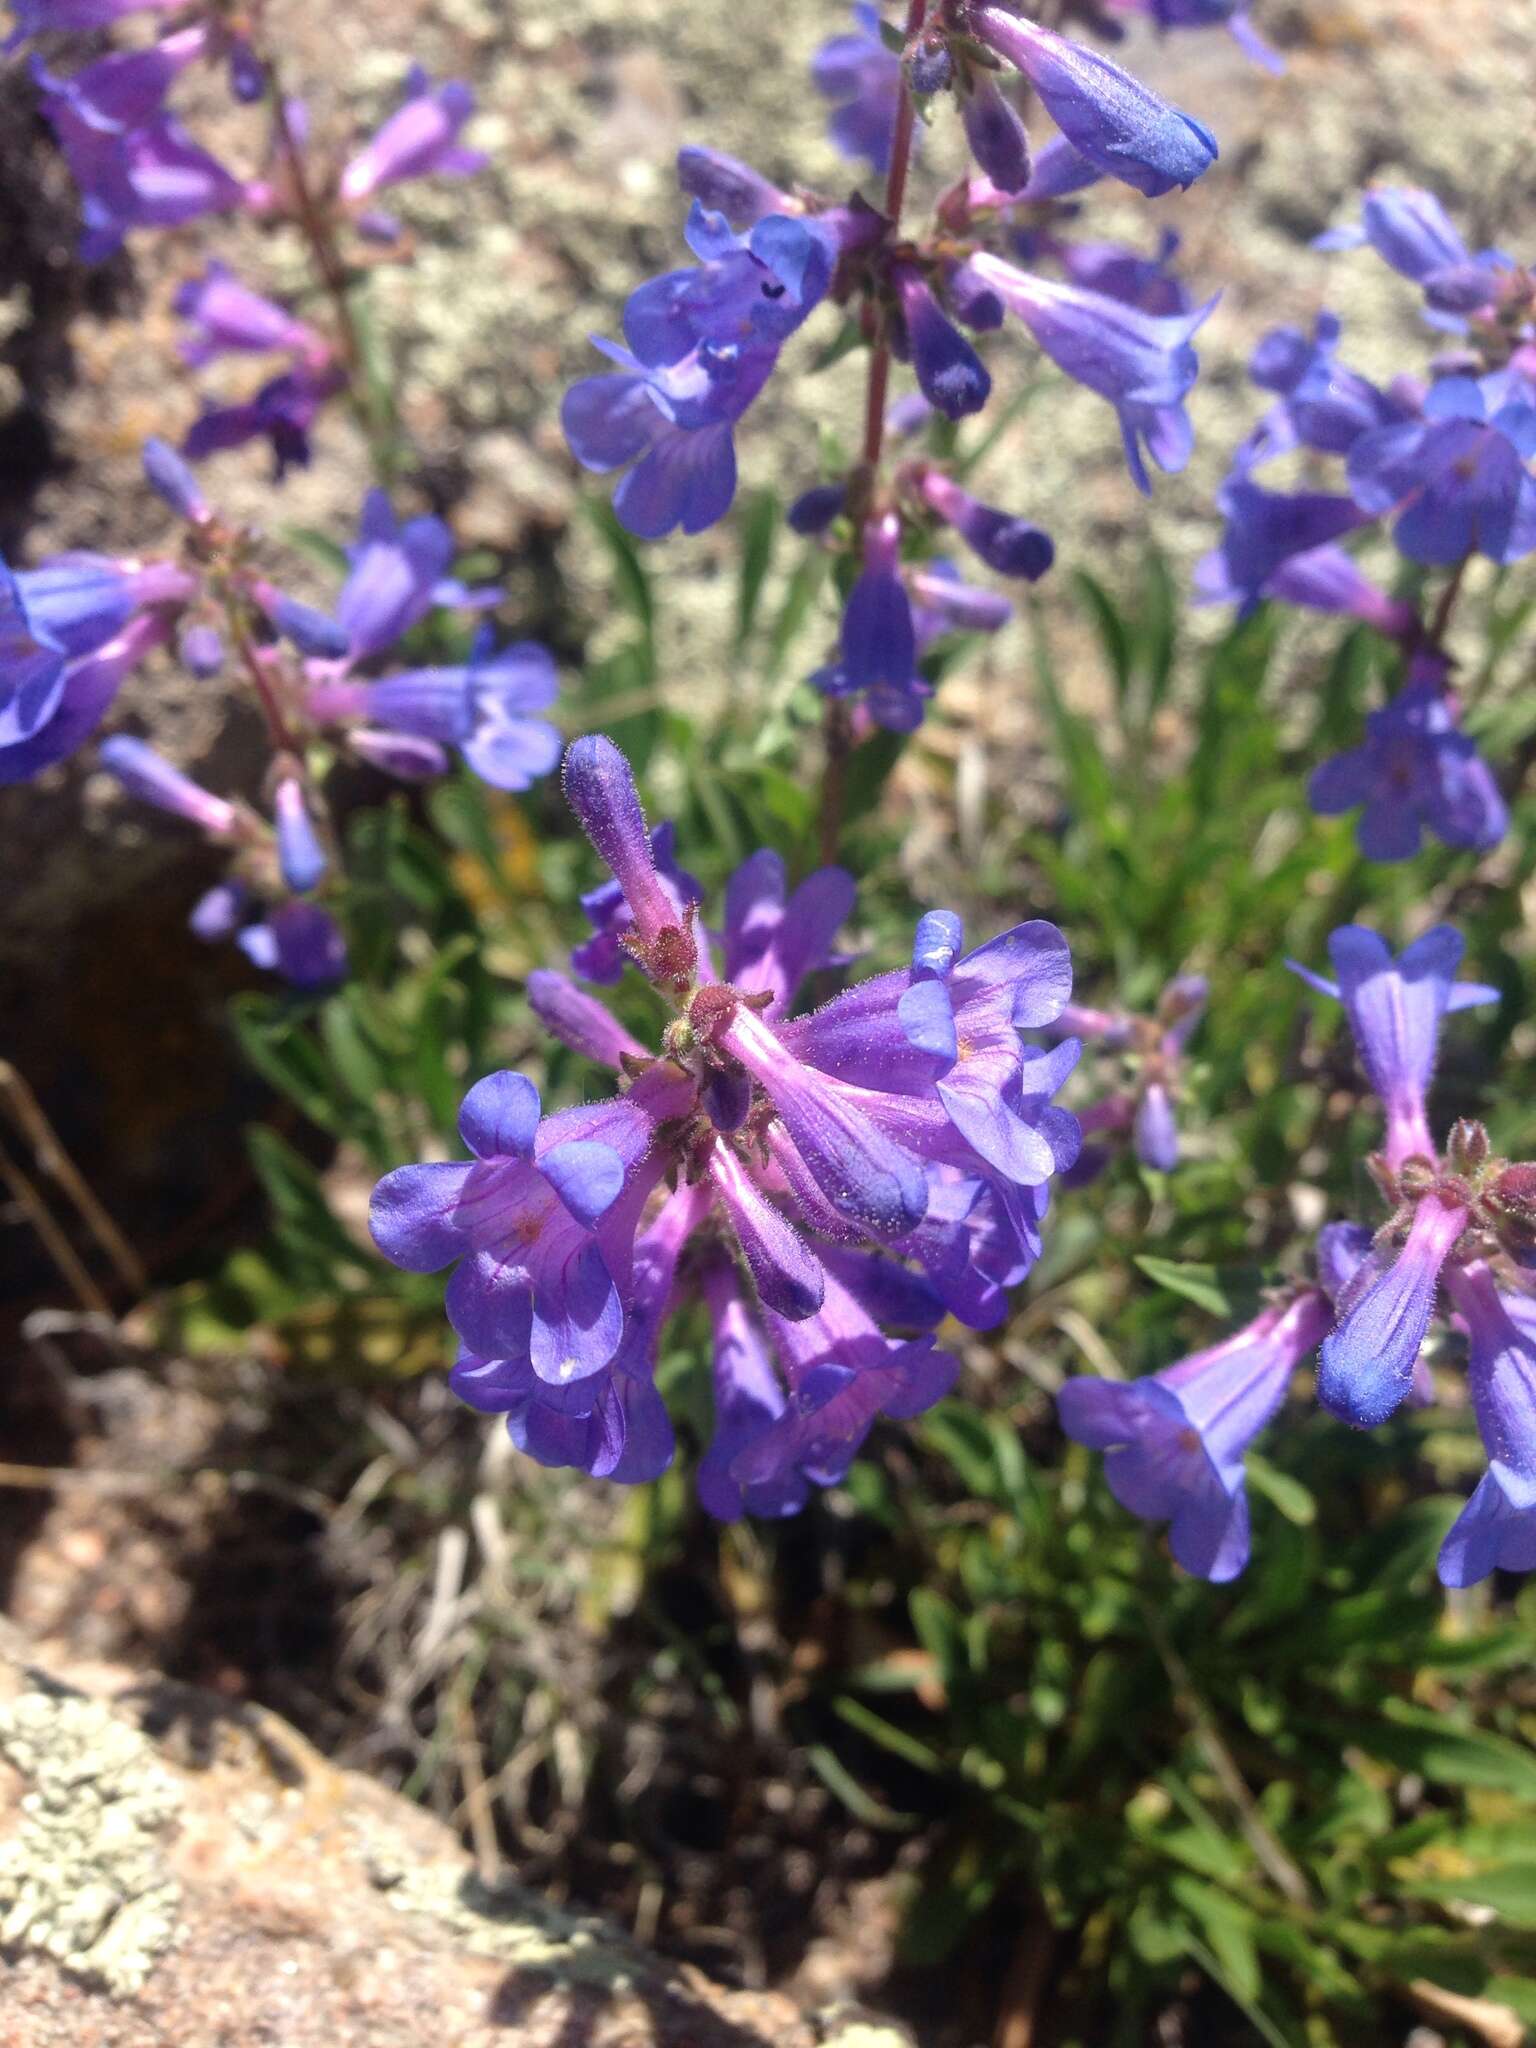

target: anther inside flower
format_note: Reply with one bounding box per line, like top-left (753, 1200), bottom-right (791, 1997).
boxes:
top-left (370, 735), bottom-right (1084, 1512)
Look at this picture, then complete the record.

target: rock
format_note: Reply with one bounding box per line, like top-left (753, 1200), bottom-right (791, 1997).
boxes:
top-left (0, 1623), bottom-right (916, 2048)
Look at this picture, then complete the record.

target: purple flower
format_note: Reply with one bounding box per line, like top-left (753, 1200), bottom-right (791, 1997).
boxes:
top-left (184, 365), bottom-right (344, 477)
top-left (1059, 972), bottom-right (1205, 1173)
top-left (1029, 227), bottom-right (1191, 318)
top-left (724, 1265), bottom-right (959, 1504)
top-left (1244, 312), bottom-right (1412, 462)
top-left (812, 2), bottom-right (904, 175)
top-left (97, 734), bottom-right (238, 836)
top-left (1011, 134), bottom-right (1103, 203)
top-left (338, 69), bottom-right (486, 206)
top-left (34, 36), bottom-right (247, 262)
top-left (2, 620), bottom-right (165, 782)
top-left (967, 256), bottom-right (1216, 493)
top-left (313, 631), bottom-right (560, 792)
top-left (255, 588), bottom-right (350, 660)
top-left (1204, 473), bottom-right (1371, 611)
top-left (175, 261), bottom-right (329, 367)
top-left (698, 1257), bottom-right (801, 1520)
top-left (1319, 1190), bottom-right (1469, 1428)
top-left (1108, 0), bottom-right (1284, 72)
top-left (907, 561), bottom-right (1014, 643)
top-left (960, 73), bottom-right (1031, 194)
top-left (1, 542), bottom-right (189, 781)
top-left (1193, 539), bottom-right (1416, 640)
top-left (1059, 1291), bottom-right (1332, 1581)
top-left (1317, 187), bottom-right (1508, 325)
top-left (1439, 1262), bottom-right (1536, 1587)
top-left (332, 491), bottom-right (480, 659)
top-left (969, 6), bottom-right (1217, 198)
top-left (812, 514), bottom-right (929, 732)
top-left (1288, 924), bottom-right (1498, 1175)
top-left (563, 735), bottom-right (707, 992)
top-left (526, 969), bottom-right (645, 1072)
top-left (720, 849), bottom-right (855, 1021)
top-left (449, 1182), bottom-right (705, 1485)
top-left (893, 266), bottom-right (992, 421)
top-left (179, 623), bottom-right (224, 677)
top-left (8, 0), bottom-right (173, 31)
top-left (675, 146), bottom-right (792, 227)
top-left (563, 206), bottom-right (840, 539)
top-left (562, 365), bottom-right (745, 540)
top-left (570, 816), bottom-right (702, 989)
top-left (237, 901), bottom-right (348, 988)
top-left (1348, 375), bottom-right (1536, 567)
top-left (1309, 665), bottom-right (1508, 862)
top-left (272, 774), bottom-right (327, 892)
top-left (811, 544), bottom-right (1015, 729)
top-left (787, 482), bottom-right (848, 536)
top-left (173, 262), bottom-right (341, 475)
top-left (372, 1065), bottom-right (693, 1379)
top-left (1315, 1220), bottom-right (1376, 1310)
top-left (0, 548), bottom-right (158, 747)
top-left (371, 738), bottom-right (1080, 1509)
top-left (918, 470), bottom-right (1054, 580)
top-left (625, 204), bottom-right (839, 364)
top-left (189, 879), bottom-right (247, 941)
top-left (142, 436), bottom-right (211, 523)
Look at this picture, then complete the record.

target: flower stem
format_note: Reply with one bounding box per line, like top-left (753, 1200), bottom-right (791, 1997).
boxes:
top-left (863, 0), bottom-right (926, 474)
top-left (262, 53), bottom-right (402, 483)
top-left (1426, 551), bottom-right (1472, 650)
top-left (820, 0), bottom-right (928, 860)
top-left (228, 601), bottom-right (298, 756)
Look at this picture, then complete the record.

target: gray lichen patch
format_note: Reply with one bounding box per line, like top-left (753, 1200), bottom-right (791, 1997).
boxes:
top-left (0, 1681), bottom-right (182, 1995)
top-left (372, 1853), bottom-right (646, 1993)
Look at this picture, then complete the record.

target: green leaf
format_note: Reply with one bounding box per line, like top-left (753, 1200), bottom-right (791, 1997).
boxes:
top-left (1073, 568), bottom-right (1133, 706)
top-left (805, 1743), bottom-right (918, 1830)
top-left (1168, 1876), bottom-right (1262, 2004)
top-left (842, 727), bottom-right (907, 826)
top-left (1244, 1454), bottom-right (1317, 1527)
top-left (909, 1588), bottom-right (967, 1690)
top-left (1406, 1864), bottom-right (1536, 1927)
top-left (807, 316), bottom-right (865, 375)
top-left (583, 500), bottom-right (655, 641)
top-left (1330, 1703), bottom-right (1536, 1799)
top-left (762, 544), bottom-right (829, 681)
top-left (279, 526), bottom-right (350, 578)
top-left (229, 996), bottom-right (346, 1135)
top-left (1132, 1256), bottom-right (1233, 1316)
top-left (1137, 550), bottom-right (1178, 713)
top-left (734, 491), bottom-right (779, 651)
top-left (834, 1696), bottom-right (944, 1774)
top-left (245, 1126), bottom-right (371, 1283)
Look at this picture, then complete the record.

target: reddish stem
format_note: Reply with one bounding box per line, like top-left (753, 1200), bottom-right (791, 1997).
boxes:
top-left (862, 0), bottom-right (927, 472)
top-left (261, 49), bottom-right (401, 480)
top-left (230, 606), bottom-right (298, 756)
top-left (822, 0), bottom-right (928, 860)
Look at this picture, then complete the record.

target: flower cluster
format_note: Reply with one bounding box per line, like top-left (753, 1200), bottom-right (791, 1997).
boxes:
top-left (563, 1), bottom-right (1222, 731)
top-left (369, 736), bottom-right (1082, 1511)
top-left (1202, 187), bottom-right (1534, 861)
top-left (18, 0), bottom-right (485, 473)
top-left (1062, 924), bottom-right (1536, 1590)
top-left (1056, 972), bottom-right (1207, 1177)
top-left (1, 441), bottom-right (558, 985)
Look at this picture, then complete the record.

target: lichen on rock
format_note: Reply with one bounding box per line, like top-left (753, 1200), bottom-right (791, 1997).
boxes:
top-left (0, 1679), bottom-right (182, 1995)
